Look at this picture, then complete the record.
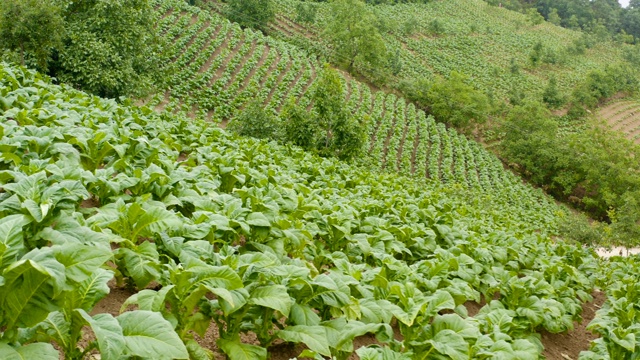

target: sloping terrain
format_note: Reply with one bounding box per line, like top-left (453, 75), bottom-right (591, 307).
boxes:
top-left (598, 100), bottom-right (640, 144)
top-left (0, 59), bottom-right (616, 360)
top-left (147, 0), bottom-right (561, 234)
top-left (266, 0), bottom-right (630, 101)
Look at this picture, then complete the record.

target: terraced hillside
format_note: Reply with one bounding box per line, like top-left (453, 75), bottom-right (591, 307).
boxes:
top-left (597, 100), bottom-right (640, 144)
top-left (0, 58), bottom-right (627, 360)
top-left (147, 0), bottom-right (559, 230)
top-left (257, 0), bottom-right (630, 101)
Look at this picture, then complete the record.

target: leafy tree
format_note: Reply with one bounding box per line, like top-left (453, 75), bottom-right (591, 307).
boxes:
top-left (547, 8), bottom-right (561, 25)
top-left (0, 0), bottom-right (64, 70)
top-left (228, 100), bottom-right (280, 140)
top-left (295, 2), bottom-right (317, 24)
top-left (282, 98), bottom-right (318, 149)
top-left (425, 72), bottom-right (489, 131)
top-left (53, 0), bottom-right (161, 98)
top-left (312, 65), bottom-right (367, 160)
top-left (224, 0), bottom-right (274, 33)
top-left (500, 101), bottom-right (562, 185)
top-left (542, 76), bottom-right (565, 108)
top-left (324, 0), bottom-right (387, 72)
top-left (529, 41), bottom-right (544, 66)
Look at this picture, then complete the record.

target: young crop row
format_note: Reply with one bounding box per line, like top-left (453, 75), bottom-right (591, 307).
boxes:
top-left (0, 61), bottom-right (614, 360)
top-left (271, 0), bottom-right (626, 101)
top-left (149, 0), bottom-right (560, 232)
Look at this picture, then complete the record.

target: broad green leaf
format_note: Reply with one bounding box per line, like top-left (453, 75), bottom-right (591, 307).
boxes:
top-left (0, 214), bottom-right (30, 270)
top-left (71, 268), bottom-right (113, 310)
top-left (431, 314), bottom-right (480, 340)
top-left (117, 310), bottom-right (188, 359)
top-left (120, 242), bottom-right (160, 289)
top-left (428, 329), bottom-right (469, 360)
top-left (248, 285), bottom-right (293, 317)
top-left (38, 311), bottom-right (70, 349)
top-left (512, 339), bottom-right (539, 360)
top-left (122, 285), bottom-right (174, 313)
top-left (186, 339), bottom-right (214, 360)
top-left (77, 310), bottom-right (125, 360)
top-left (424, 290), bottom-right (456, 318)
top-left (21, 247), bottom-right (68, 295)
top-left (246, 212), bottom-right (270, 227)
top-left (277, 325), bottom-right (331, 356)
top-left (290, 303), bottom-right (321, 326)
top-left (0, 259), bottom-right (56, 329)
top-left (0, 342), bottom-right (59, 360)
top-left (217, 337), bottom-right (267, 360)
top-left (54, 243), bottom-right (112, 283)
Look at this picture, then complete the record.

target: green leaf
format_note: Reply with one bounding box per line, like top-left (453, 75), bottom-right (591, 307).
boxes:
top-left (0, 342), bottom-right (59, 360)
top-left (290, 303), bottom-right (321, 326)
top-left (246, 212), bottom-right (270, 227)
top-left (427, 329), bottom-right (469, 360)
top-left (0, 214), bottom-right (30, 270)
top-left (277, 325), bottom-right (331, 356)
top-left (54, 243), bottom-right (112, 283)
top-left (71, 268), bottom-right (113, 310)
top-left (217, 337), bottom-right (267, 360)
top-left (77, 310), bottom-right (125, 360)
top-left (186, 339), bottom-right (214, 360)
top-left (117, 310), bottom-right (188, 359)
top-left (248, 285), bottom-right (293, 317)
top-left (431, 314), bottom-right (480, 340)
top-left (424, 290), bottom-right (456, 318)
top-left (0, 259), bottom-right (56, 329)
top-left (120, 242), bottom-right (160, 289)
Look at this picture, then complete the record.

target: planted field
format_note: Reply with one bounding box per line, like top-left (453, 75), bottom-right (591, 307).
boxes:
top-left (268, 0), bottom-right (628, 100)
top-left (2, 60), bottom-right (638, 360)
top-left (598, 100), bottom-right (640, 144)
top-left (147, 0), bottom-right (558, 230)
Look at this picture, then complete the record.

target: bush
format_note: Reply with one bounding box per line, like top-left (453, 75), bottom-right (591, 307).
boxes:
top-left (228, 101), bottom-right (280, 140)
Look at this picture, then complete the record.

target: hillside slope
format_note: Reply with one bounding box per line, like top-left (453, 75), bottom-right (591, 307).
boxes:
top-left (0, 60), bottom-right (609, 360)
top-left (147, 0), bottom-right (563, 233)
top-left (265, 0), bottom-right (631, 101)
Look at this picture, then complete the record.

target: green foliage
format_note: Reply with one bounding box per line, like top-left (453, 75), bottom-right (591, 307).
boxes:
top-left (224, 0), bottom-right (275, 33)
top-left (0, 0), bottom-right (64, 71)
top-left (407, 72), bottom-right (489, 132)
top-left (500, 101), bottom-right (560, 185)
top-left (228, 101), bottom-right (280, 140)
top-left (281, 99), bottom-right (318, 150)
top-left (311, 65), bottom-right (367, 160)
top-left (323, 0), bottom-right (387, 73)
top-left (54, 0), bottom-right (161, 98)
top-left (295, 2), bottom-right (317, 23)
top-left (1, 62), bottom-right (605, 358)
top-left (542, 76), bottom-right (565, 108)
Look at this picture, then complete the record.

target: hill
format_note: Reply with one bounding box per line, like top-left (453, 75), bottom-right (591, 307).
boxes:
top-left (598, 99), bottom-right (640, 144)
top-left (258, 0), bottom-right (632, 102)
top-left (145, 0), bottom-right (564, 235)
top-left (0, 59), bottom-right (636, 360)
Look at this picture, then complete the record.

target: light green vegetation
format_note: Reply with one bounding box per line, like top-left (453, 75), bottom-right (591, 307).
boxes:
top-left (0, 60), bottom-right (637, 360)
top-left (145, 0), bottom-right (560, 233)
top-left (269, 0), bottom-right (632, 102)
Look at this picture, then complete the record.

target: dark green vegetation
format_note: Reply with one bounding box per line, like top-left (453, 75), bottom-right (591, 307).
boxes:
top-left (0, 0), bottom-right (161, 98)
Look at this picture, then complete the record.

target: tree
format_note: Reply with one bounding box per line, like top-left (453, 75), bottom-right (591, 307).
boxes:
top-left (54, 0), bottom-right (161, 98)
top-left (312, 65), bottom-right (366, 160)
top-left (0, 0), bottom-right (64, 70)
top-left (225, 0), bottom-right (274, 33)
top-left (228, 100), bottom-right (280, 140)
top-left (500, 101), bottom-right (562, 186)
top-left (425, 72), bottom-right (489, 132)
top-left (282, 98), bottom-right (318, 149)
top-left (324, 0), bottom-right (387, 73)
top-left (547, 8), bottom-right (562, 25)
top-left (542, 76), bottom-right (565, 108)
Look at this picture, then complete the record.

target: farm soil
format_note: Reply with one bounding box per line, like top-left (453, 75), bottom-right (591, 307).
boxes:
top-left (88, 284), bottom-right (605, 360)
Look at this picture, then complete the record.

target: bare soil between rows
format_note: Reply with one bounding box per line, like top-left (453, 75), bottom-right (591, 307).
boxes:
top-left (87, 283), bottom-right (605, 360)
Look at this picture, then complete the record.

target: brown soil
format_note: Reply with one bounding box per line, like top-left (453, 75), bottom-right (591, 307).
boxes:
top-left (541, 290), bottom-right (606, 360)
top-left (223, 40), bottom-right (258, 90)
top-left (263, 58), bottom-right (293, 106)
